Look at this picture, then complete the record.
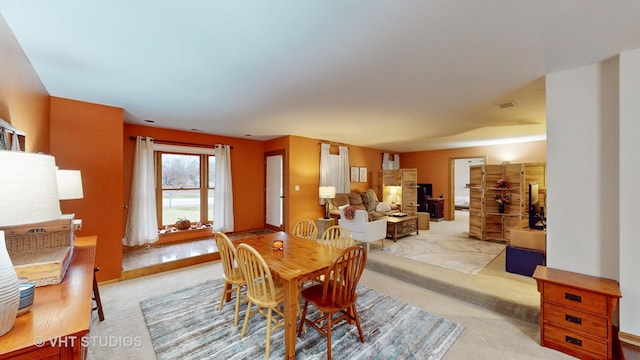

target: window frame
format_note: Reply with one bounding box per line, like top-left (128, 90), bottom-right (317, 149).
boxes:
top-left (154, 144), bottom-right (215, 229)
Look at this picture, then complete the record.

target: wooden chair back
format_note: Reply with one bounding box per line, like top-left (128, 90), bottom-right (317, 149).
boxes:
top-left (320, 225), bottom-right (354, 249)
top-left (323, 245), bottom-right (367, 307)
top-left (236, 244), bottom-right (279, 308)
top-left (292, 219), bottom-right (318, 240)
top-left (215, 232), bottom-right (242, 283)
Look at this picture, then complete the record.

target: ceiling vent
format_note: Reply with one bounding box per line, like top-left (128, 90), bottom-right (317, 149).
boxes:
top-left (498, 101), bottom-right (516, 109)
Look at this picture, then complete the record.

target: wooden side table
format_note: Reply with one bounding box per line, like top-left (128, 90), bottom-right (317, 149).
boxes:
top-left (0, 236), bottom-right (97, 360)
top-left (316, 218), bottom-right (336, 239)
top-left (533, 266), bottom-right (622, 359)
top-left (426, 198), bottom-right (444, 221)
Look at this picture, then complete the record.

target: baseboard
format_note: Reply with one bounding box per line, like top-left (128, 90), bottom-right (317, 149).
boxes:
top-left (620, 331), bottom-right (640, 347)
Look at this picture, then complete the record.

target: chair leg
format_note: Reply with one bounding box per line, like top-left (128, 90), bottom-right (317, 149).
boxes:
top-left (234, 286), bottom-right (242, 326)
top-left (265, 309), bottom-right (272, 360)
top-left (92, 267), bottom-right (105, 321)
top-left (327, 312), bottom-right (333, 360)
top-left (297, 300), bottom-right (309, 337)
top-left (241, 301), bottom-right (252, 338)
top-left (352, 305), bottom-right (365, 343)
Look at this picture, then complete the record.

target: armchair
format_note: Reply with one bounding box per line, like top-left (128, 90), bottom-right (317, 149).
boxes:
top-left (338, 207), bottom-right (387, 252)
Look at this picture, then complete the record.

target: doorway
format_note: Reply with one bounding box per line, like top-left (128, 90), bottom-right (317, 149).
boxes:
top-left (447, 156), bottom-right (485, 221)
top-left (265, 150), bottom-right (285, 231)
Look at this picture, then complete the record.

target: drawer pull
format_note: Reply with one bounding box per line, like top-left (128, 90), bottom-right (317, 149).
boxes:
top-left (565, 335), bottom-right (582, 347)
top-left (564, 292), bottom-right (582, 302)
top-left (565, 314), bottom-right (582, 325)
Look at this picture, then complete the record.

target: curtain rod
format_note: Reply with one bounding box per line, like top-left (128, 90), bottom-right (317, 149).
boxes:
top-left (318, 141), bottom-right (349, 148)
top-left (129, 136), bottom-right (233, 149)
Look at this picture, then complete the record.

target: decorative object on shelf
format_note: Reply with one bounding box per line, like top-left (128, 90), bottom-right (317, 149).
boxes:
top-left (495, 194), bottom-right (511, 214)
top-left (496, 178), bottom-right (508, 188)
top-left (174, 218), bottom-right (191, 230)
top-left (0, 151), bottom-right (62, 336)
top-left (319, 186), bottom-right (336, 219)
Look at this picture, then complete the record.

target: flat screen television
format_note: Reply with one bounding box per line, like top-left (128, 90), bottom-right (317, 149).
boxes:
top-left (528, 183), bottom-right (544, 229)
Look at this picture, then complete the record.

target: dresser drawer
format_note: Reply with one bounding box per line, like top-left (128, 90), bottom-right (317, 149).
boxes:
top-left (544, 282), bottom-right (607, 314)
top-left (543, 302), bottom-right (608, 338)
top-left (543, 323), bottom-right (607, 359)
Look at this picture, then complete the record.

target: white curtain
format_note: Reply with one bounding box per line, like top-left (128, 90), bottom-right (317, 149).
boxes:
top-left (11, 133), bottom-right (21, 151)
top-left (123, 136), bottom-right (159, 246)
top-left (213, 144), bottom-right (234, 232)
top-left (382, 153), bottom-right (400, 170)
top-left (337, 146), bottom-right (350, 193)
top-left (319, 143), bottom-right (332, 204)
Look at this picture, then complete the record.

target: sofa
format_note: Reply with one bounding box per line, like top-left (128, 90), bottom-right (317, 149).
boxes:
top-left (326, 189), bottom-right (400, 220)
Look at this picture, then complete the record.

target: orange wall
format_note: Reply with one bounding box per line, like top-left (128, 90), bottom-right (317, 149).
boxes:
top-left (402, 140), bottom-right (547, 218)
top-left (50, 97), bottom-right (124, 282)
top-left (123, 124), bottom-right (267, 233)
top-left (0, 14), bottom-right (50, 152)
top-left (265, 135), bottom-right (391, 232)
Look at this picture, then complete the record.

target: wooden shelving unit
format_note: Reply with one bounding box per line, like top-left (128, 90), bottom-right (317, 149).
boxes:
top-left (379, 168), bottom-right (418, 215)
top-left (468, 163), bottom-right (546, 243)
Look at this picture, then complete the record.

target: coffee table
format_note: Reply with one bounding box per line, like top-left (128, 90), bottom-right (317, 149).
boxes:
top-left (386, 215), bottom-right (419, 241)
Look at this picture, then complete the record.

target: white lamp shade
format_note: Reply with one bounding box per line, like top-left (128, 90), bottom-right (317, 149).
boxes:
top-left (57, 169), bottom-right (84, 200)
top-left (319, 186), bottom-right (336, 199)
top-left (0, 152), bottom-right (62, 227)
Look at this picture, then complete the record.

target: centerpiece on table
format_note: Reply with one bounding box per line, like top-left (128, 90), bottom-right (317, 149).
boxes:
top-left (494, 194), bottom-right (511, 213)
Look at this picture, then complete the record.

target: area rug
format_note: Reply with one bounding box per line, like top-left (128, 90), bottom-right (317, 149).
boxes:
top-left (140, 278), bottom-right (463, 360)
top-left (379, 234), bottom-right (505, 275)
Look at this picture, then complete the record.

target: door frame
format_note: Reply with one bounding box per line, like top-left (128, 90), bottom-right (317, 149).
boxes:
top-left (447, 156), bottom-right (487, 220)
top-left (264, 150), bottom-right (286, 232)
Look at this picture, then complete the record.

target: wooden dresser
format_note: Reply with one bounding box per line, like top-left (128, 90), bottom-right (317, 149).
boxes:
top-left (0, 236), bottom-right (97, 360)
top-left (533, 266), bottom-right (622, 359)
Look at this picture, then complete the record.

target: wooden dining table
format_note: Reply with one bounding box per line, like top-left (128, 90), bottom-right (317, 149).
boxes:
top-left (232, 231), bottom-right (343, 360)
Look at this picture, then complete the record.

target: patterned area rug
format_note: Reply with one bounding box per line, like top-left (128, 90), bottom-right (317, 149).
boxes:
top-left (140, 278), bottom-right (463, 360)
top-left (379, 234), bottom-right (505, 275)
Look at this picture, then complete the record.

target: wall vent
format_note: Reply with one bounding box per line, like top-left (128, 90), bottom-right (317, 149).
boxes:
top-left (498, 101), bottom-right (516, 109)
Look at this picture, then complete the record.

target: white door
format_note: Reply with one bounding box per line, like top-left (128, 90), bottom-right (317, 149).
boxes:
top-left (265, 152), bottom-right (284, 231)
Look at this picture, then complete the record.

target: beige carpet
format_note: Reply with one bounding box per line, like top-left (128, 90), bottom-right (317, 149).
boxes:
top-left (380, 211), bottom-right (504, 275)
top-left (87, 262), bottom-right (573, 360)
top-left (379, 234), bottom-right (505, 275)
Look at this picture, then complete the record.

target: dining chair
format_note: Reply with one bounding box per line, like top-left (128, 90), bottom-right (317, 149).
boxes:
top-left (296, 245), bottom-right (368, 360)
top-left (319, 225), bottom-right (354, 249)
top-left (292, 219), bottom-right (318, 240)
top-left (214, 232), bottom-right (247, 326)
top-left (236, 243), bottom-right (285, 360)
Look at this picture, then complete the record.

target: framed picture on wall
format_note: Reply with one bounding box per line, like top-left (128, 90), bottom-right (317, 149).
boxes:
top-left (351, 166), bottom-right (359, 182)
top-left (359, 167), bottom-right (367, 182)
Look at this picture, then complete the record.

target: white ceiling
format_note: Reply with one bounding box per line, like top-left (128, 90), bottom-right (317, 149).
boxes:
top-left (2, 1), bottom-right (640, 152)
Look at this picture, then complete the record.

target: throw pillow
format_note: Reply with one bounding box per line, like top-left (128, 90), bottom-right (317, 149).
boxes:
top-left (365, 189), bottom-right (379, 212)
top-left (376, 202), bottom-right (391, 212)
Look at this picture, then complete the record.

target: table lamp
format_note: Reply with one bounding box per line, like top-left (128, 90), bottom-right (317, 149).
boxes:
top-left (57, 169), bottom-right (84, 231)
top-left (0, 152), bottom-right (61, 336)
top-left (319, 186), bottom-right (336, 219)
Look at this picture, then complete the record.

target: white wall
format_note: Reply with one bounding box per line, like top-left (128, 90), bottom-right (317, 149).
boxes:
top-left (547, 53), bottom-right (639, 337)
top-left (619, 49), bottom-right (640, 337)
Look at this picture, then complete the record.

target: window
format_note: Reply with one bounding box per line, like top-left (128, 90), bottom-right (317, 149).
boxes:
top-left (156, 147), bottom-right (215, 228)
